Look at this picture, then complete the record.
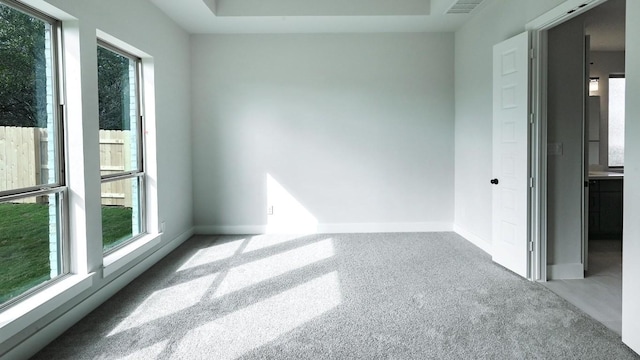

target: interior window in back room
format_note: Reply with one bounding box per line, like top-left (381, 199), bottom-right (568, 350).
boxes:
top-left (608, 75), bottom-right (625, 167)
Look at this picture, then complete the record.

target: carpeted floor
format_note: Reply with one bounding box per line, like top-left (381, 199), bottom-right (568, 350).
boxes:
top-left (33, 232), bottom-right (639, 359)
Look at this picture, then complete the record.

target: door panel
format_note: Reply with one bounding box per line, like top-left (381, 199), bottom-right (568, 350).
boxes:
top-left (492, 32), bottom-right (530, 278)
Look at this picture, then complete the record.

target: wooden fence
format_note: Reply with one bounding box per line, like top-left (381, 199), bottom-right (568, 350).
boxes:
top-left (0, 126), bottom-right (132, 207)
top-left (0, 127), bottom-right (44, 195)
top-left (99, 130), bottom-right (133, 207)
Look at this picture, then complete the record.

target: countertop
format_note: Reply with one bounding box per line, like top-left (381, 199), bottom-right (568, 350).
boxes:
top-left (589, 171), bottom-right (624, 180)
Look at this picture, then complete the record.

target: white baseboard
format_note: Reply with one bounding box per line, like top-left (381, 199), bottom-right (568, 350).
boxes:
top-left (195, 222), bottom-right (453, 235)
top-left (2, 227), bottom-right (194, 360)
top-left (318, 222), bottom-right (452, 233)
top-left (195, 225), bottom-right (267, 235)
top-left (453, 225), bottom-right (492, 255)
top-left (547, 263), bottom-right (584, 280)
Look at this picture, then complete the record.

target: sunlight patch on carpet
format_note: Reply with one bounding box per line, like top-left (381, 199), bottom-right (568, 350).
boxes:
top-left (177, 238), bottom-right (245, 272)
top-left (174, 272), bottom-right (342, 360)
top-left (243, 234), bottom-right (306, 253)
top-left (213, 238), bottom-right (334, 298)
top-left (108, 273), bottom-right (219, 336)
top-left (114, 340), bottom-right (169, 360)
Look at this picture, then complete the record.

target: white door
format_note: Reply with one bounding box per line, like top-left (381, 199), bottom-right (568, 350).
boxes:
top-left (492, 32), bottom-right (530, 278)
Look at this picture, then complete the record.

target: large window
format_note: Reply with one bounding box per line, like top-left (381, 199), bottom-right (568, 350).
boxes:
top-left (608, 75), bottom-right (625, 167)
top-left (97, 42), bottom-right (145, 252)
top-left (0, 1), bottom-right (66, 305)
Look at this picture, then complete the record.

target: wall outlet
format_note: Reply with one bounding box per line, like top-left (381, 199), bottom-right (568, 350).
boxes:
top-left (267, 206), bottom-right (274, 215)
top-left (547, 142), bottom-right (563, 156)
top-left (160, 221), bottom-right (166, 233)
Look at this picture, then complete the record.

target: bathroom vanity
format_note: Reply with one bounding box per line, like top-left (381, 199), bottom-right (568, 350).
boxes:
top-left (588, 171), bottom-right (623, 239)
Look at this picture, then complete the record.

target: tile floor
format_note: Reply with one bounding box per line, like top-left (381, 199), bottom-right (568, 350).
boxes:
top-left (543, 239), bottom-right (622, 334)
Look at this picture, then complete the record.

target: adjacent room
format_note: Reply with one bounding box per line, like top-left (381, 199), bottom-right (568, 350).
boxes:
top-left (1, 0), bottom-right (640, 358)
top-left (542, 0), bottom-right (627, 335)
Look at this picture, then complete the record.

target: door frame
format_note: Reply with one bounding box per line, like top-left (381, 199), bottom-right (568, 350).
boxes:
top-left (525, 0), bottom-right (608, 282)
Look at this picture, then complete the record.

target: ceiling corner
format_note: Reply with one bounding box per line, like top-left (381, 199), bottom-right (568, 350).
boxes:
top-left (202, 0), bottom-right (217, 15)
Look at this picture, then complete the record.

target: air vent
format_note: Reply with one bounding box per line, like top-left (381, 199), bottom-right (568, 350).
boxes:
top-left (446, 0), bottom-right (485, 14)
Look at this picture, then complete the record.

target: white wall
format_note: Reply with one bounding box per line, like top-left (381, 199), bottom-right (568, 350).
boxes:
top-left (622, 0), bottom-right (640, 353)
top-left (191, 33), bottom-right (455, 234)
top-left (546, 15), bottom-right (586, 278)
top-left (2, 0), bottom-right (193, 357)
top-left (453, 0), bottom-right (564, 249)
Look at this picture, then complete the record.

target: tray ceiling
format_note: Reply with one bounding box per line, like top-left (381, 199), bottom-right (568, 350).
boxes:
top-left (149, 0), bottom-right (487, 34)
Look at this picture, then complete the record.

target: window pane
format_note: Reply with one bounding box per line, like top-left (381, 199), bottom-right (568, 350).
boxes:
top-left (0, 4), bottom-right (59, 192)
top-left (97, 45), bottom-right (139, 174)
top-left (0, 192), bottom-right (63, 304)
top-left (608, 77), bottom-right (625, 167)
top-left (102, 177), bottom-right (142, 251)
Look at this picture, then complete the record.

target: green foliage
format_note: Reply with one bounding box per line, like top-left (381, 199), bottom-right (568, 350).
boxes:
top-left (0, 4), bottom-right (132, 130)
top-left (0, 3), bottom-right (47, 127)
top-left (98, 46), bottom-right (131, 131)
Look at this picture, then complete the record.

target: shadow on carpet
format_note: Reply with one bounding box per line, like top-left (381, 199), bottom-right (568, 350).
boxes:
top-left (33, 232), bottom-right (639, 359)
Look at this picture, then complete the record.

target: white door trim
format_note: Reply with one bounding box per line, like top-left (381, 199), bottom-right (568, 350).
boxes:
top-left (525, 0), bottom-right (607, 31)
top-left (525, 0), bottom-right (608, 282)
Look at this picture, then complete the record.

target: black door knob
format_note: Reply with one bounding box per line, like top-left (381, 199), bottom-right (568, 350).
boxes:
top-left (490, 179), bottom-right (499, 185)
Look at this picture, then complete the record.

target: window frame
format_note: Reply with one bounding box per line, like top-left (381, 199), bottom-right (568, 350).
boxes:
top-left (0, 0), bottom-right (69, 309)
top-left (97, 39), bottom-right (147, 254)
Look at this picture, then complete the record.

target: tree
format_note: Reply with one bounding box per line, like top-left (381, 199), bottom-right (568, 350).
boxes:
top-left (0, 4), bottom-right (47, 128)
top-left (0, 3), bottom-right (131, 130)
top-left (97, 46), bottom-right (131, 131)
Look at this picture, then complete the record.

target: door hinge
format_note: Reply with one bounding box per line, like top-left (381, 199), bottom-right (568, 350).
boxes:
top-left (528, 241), bottom-right (534, 252)
top-left (530, 48), bottom-right (535, 59)
top-left (529, 177), bottom-right (534, 188)
top-left (529, 113), bottom-right (535, 124)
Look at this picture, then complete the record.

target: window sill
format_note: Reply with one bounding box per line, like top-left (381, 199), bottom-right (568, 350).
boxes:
top-left (103, 232), bottom-right (162, 278)
top-left (0, 273), bottom-right (95, 344)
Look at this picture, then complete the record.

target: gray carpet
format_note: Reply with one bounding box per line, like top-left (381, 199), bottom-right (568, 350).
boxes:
top-left (33, 232), bottom-right (639, 359)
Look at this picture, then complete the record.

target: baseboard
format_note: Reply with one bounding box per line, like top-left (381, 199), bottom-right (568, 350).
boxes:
top-left (195, 225), bottom-right (267, 235)
top-left (318, 222), bottom-right (452, 233)
top-left (195, 222), bottom-right (453, 235)
top-left (453, 225), bottom-right (492, 255)
top-left (2, 227), bottom-right (194, 360)
top-left (547, 263), bottom-right (584, 280)
top-left (623, 323), bottom-right (640, 356)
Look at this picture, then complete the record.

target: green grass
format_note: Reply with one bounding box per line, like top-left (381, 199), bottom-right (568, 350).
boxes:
top-left (0, 202), bottom-right (132, 304)
top-left (102, 205), bottom-right (134, 250)
top-left (0, 203), bottom-right (51, 304)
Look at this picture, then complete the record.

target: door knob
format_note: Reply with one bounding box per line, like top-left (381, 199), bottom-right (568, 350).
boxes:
top-left (490, 179), bottom-right (499, 185)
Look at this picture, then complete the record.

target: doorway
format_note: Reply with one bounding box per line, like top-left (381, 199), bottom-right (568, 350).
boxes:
top-left (538, 0), bottom-right (626, 335)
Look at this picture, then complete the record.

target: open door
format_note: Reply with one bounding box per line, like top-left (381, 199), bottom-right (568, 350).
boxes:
top-left (583, 35), bottom-right (591, 273)
top-left (492, 32), bottom-right (530, 278)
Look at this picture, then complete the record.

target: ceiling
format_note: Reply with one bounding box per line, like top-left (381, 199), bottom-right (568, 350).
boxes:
top-left (585, 0), bottom-right (626, 51)
top-left (148, 0), bottom-right (488, 34)
top-left (149, 0), bottom-right (626, 49)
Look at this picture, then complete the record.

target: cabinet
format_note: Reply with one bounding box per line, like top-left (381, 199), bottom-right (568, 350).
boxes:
top-left (588, 178), bottom-right (623, 239)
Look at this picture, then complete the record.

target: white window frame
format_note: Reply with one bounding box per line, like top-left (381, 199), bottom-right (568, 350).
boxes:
top-left (97, 40), bottom-right (147, 254)
top-left (0, 0), bottom-right (69, 309)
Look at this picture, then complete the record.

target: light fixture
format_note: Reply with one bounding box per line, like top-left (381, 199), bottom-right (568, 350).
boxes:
top-left (590, 77), bottom-right (599, 93)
